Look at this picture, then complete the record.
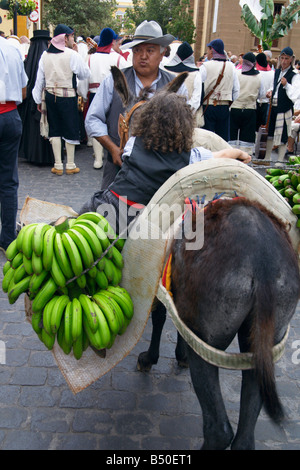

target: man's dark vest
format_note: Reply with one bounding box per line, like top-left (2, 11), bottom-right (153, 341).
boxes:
top-left (106, 66), bottom-right (175, 149)
top-left (109, 136), bottom-right (191, 206)
top-left (272, 66), bottom-right (296, 113)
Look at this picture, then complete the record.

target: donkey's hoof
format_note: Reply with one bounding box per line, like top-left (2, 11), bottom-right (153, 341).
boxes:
top-left (137, 351), bottom-right (156, 372)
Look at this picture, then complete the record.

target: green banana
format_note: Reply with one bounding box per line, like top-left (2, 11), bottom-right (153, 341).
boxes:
top-left (23, 254), bottom-right (33, 275)
top-left (22, 223), bottom-right (37, 259)
top-left (50, 251), bottom-right (67, 288)
top-left (16, 226), bottom-right (25, 252)
top-left (53, 232), bottom-right (74, 279)
top-left (13, 263), bottom-right (27, 284)
top-left (31, 277), bottom-right (58, 313)
top-left (73, 219), bottom-right (110, 251)
top-left (3, 260), bottom-right (11, 276)
top-left (110, 245), bottom-right (124, 270)
top-left (57, 322), bottom-right (72, 355)
top-left (61, 232), bottom-right (83, 277)
top-left (2, 266), bottom-right (16, 293)
top-left (11, 251), bottom-right (23, 270)
top-left (31, 310), bottom-right (43, 335)
top-left (63, 300), bottom-right (73, 347)
top-left (82, 314), bottom-right (104, 350)
top-left (29, 270), bottom-right (49, 296)
top-left (76, 212), bottom-right (102, 224)
top-left (95, 268), bottom-right (109, 290)
top-left (87, 265), bottom-right (98, 278)
top-left (42, 226), bottom-right (56, 271)
top-left (50, 294), bottom-right (69, 334)
top-left (67, 228), bottom-right (94, 269)
top-left (79, 293), bottom-right (98, 333)
top-left (8, 275), bottom-right (31, 304)
top-left (86, 275), bottom-right (97, 296)
top-left (71, 297), bottom-right (82, 342)
top-left (93, 293), bottom-right (120, 335)
top-left (94, 213), bottom-right (125, 252)
top-left (106, 286), bottom-right (134, 320)
top-left (76, 273), bottom-right (86, 289)
top-left (41, 327), bottom-right (55, 350)
top-left (103, 256), bottom-right (120, 285)
top-left (32, 223), bottom-right (52, 256)
top-left (71, 223), bottom-right (103, 259)
top-left (32, 251), bottom-right (44, 275)
top-left (92, 300), bottom-right (112, 347)
top-left (96, 257), bottom-right (106, 271)
top-left (42, 295), bottom-right (59, 334)
top-left (97, 290), bottom-right (125, 330)
top-left (72, 330), bottom-right (83, 360)
top-left (5, 239), bottom-right (18, 261)
top-left (82, 329), bottom-right (90, 351)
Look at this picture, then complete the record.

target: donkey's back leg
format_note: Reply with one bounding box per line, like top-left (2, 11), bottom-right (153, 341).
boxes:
top-left (186, 344), bottom-right (234, 450)
top-left (137, 300), bottom-right (167, 372)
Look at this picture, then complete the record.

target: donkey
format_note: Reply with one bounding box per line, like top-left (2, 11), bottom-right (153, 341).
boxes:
top-left (137, 197), bottom-right (300, 450)
top-left (110, 67), bottom-right (300, 449)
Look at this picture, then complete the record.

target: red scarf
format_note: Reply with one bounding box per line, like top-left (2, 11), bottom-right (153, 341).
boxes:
top-left (96, 44), bottom-right (112, 53)
top-left (256, 63), bottom-right (272, 71)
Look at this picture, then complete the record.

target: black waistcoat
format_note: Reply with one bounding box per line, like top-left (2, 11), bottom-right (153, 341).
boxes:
top-left (109, 136), bottom-right (191, 206)
top-left (272, 66), bottom-right (296, 113)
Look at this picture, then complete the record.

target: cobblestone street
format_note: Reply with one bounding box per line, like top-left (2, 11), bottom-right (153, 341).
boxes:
top-left (0, 144), bottom-right (299, 451)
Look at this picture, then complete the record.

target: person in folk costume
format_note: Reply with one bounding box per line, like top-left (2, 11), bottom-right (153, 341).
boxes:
top-left (18, 30), bottom-right (54, 166)
top-left (0, 35), bottom-right (28, 251)
top-left (229, 52), bottom-right (265, 155)
top-left (200, 38), bottom-right (240, 142)
top-left (84, 20), bottom-right (188, 191)
top-left (255, 52), bottom-right (274, 131)
top-left (163, 41), bottom-right (201, 98)
top-left (163, 41), bottom-right (208, 129)
top-left (265, 47), bottom-right (300, 162)
top-left (77, 28), bottom-right (127, 170)
top-left (32, 24), bottom-right (91, 175)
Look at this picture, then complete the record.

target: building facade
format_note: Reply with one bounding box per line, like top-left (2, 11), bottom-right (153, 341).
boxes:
top-left (192, 0), bottom-right (300, 62)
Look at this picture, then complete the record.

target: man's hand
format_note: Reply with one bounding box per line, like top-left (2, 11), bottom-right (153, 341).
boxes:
top-left (111, 146), bottom-right (123, 167)
top-left (97, 136), bottom-right (123, 167)
top-left (281, 77), bottom-right (287, 87)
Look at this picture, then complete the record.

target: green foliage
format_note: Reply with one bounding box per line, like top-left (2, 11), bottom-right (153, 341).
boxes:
top-left (42, 0), bottom-right (118, 37)
top-left (241, 0), bottom-right (300, 50)
top-left (124, 0), bottom-right (195, 43)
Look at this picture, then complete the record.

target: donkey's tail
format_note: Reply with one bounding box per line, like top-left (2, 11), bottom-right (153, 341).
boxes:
top-left (250, 279), bottom-right (285, 424)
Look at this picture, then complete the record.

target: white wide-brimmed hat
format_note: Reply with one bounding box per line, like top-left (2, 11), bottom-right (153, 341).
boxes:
top-left (121, 20), bottom-right (174, 50)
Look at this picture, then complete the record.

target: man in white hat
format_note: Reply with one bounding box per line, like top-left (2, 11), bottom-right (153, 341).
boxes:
top-left (85, 20), bottom-right (188, 190)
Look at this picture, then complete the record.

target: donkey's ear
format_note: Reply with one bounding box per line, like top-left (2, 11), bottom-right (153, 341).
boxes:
top-left (111, 66), bottom-right (131, 107)
top-left (165, 72), bottom-right (189, 93)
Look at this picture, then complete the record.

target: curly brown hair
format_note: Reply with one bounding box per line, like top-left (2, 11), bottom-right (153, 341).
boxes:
top-left (130, 91), bottom-right (195, 154)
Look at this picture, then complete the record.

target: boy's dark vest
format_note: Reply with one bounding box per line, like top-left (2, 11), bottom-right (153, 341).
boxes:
top-left (109, 136), bottom-right (191, 206)
top-left (105, 66), bottom-right (175, 161)
top-left (272, 67), bottom-right (296, 113)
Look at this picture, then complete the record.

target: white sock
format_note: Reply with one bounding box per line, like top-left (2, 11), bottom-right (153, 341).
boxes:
top-left (50, 137), bottom-right (63, 170)
top-left (65, 142), bottom-right (76, 170)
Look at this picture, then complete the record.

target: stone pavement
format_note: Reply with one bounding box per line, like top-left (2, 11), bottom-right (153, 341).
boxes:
top-left (0, 144), bottom-right (300, 451)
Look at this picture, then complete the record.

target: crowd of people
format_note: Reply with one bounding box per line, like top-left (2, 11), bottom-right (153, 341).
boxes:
top-left (0, 19), bottom-right (299, 252)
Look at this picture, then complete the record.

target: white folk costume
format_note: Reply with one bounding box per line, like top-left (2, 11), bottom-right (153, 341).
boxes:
top-left (32, 24), bottom-right (91, 175)
top-left (200, 39), bottom-right (240, 142)
top-left (229, 52), bottom-right (265, 154)
top-left (77, 28), bottom-right (127, 169)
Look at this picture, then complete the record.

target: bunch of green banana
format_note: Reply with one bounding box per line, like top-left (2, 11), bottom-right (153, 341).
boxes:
top-left (265, 165), bottom-right (300, 227)
top-left (2, 212), bottom-right (134, 360)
